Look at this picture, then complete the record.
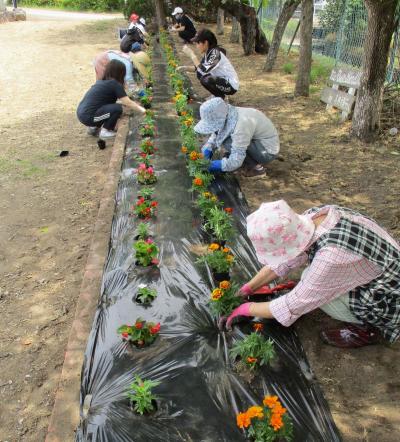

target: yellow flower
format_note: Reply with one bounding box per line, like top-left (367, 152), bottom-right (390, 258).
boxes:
top-left (211, 196), bottom-right (218, 202)
top-left (226, 254), bottom-right (234, 263)
top-left (208, 243), bottom-right (220, 251)
top-left (189, 151), bottom-right (199, 161)
top-left (211, 288), bottom-right (223, 300)
top-left (203, 192), bottom-right (211, 198)
top-left (181, 146), bottom-right (188, 154)
top-left (219, 280), bottom-right (231, 290)
top-left (246, 405), bottom-right (264, 419)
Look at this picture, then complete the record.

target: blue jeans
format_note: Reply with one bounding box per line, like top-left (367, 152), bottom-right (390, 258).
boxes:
top-left (223, 137), bottom-right (278, 168)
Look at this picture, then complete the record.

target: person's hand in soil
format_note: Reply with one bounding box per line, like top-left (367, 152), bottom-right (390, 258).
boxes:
top-left (219, 303), bottom-right (254, 331)
top-left (236, 283), bottom-right (254, 298)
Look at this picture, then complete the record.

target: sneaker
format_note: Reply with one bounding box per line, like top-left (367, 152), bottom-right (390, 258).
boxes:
top-left (99, 128), bottom-right (117, 139)
top-left (87, 126), bottom-right (99, 136)
top-left (242, 165), bottom-right (265, 177)
top-left (320, 323), bottom-right (379, 348)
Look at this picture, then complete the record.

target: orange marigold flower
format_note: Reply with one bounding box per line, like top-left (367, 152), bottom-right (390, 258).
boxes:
top-left (193, 177), bottom-right (203, 186)
top-left (246, 405), bottom-right (264, 419)
top-left (211, 288), bottom-right (223, 301)
top-left (181, 146), bottom-right (188, 153)
top-left (263, 395), bottom-right (279, 409)
top-left (208, 243), bottom-right (220, 251)
top-left (236, 412), bottom-right (251, 429)
top-left (246, 356), bottom-right (258, 364)
top-left (198, 152), bottom-right (204, 158)
top-left (270, 413), bottom-right (284, 431)
top-left (219, 280), bottom-right (231, 290)
top-left (272, 403), bottom-right (287, 417)
top-left (224, 207), bottom-right (233, 214)
top-left (184, 117), bottom-right (194, 127)
top-left (253, 323), bottom-right (264, 332)
top-left (189, 151), bottom-right (199, 161)
top-left (222, 247), bottom-right (230, 253)
top-left (180, 111), bottom-right (187, 116)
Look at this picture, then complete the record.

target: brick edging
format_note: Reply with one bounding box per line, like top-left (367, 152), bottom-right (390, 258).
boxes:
top-left (45, 118), bottom-right (129, 442)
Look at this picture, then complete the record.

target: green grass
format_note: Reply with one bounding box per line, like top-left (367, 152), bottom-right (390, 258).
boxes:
top-left (0, 156), bottom-right (48, 178)
top-left (283, 62), bottom-right (294, 74)
top-left (310, 57), bottom-right (335, 84)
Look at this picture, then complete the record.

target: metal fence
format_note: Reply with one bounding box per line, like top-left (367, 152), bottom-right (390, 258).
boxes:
top-left (251, 0), bottom-right (400, 84)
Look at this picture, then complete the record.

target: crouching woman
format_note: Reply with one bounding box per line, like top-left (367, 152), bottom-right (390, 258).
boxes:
top-left (194, 98), bottom-right (279, 177)
top-left (77, 60), bottom-right (145, 140)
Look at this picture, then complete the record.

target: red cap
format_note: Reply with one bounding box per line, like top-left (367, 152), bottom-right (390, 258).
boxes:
top-left (130, 13), bottom-right (139, 22)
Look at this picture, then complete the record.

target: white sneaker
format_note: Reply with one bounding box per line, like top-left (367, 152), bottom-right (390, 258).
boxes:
top-left (99, 128), bottom-right (117, 139)
top-left (87, 126), bottom-right (99, 136)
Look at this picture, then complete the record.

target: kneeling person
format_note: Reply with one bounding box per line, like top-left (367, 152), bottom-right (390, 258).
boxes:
top-left (194, 98), bottom-right (279, 176)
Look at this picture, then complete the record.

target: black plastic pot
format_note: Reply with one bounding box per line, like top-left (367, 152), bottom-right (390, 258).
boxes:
top-left (212, 271), bottom-right (230, 283)
top-left (143, 103), bottom-right (152, 109)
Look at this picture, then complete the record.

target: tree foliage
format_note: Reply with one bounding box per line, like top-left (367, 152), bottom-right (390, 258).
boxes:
top-left (123, 0), bottom-right (154, 19)
top-left (319, 0), bottom-right (364, 32)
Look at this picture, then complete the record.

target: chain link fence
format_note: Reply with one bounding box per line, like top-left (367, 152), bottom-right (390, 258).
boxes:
top-left (251, 0), bottom-right (400, 84)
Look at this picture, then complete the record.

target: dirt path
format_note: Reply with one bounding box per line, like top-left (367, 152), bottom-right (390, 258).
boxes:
top-left (173, 28), bottom-right (400, 442)
top-left (0, 16), bottom-right (125, 441)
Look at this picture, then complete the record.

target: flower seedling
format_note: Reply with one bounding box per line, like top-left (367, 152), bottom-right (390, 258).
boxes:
top-left (140, 123), bottom-right (156, 138)
top-left (133, 238), bottom-right (159, 266)
top-left (236, 396), bottom-right (293, 441)
top-left (197, 243), bottom-right (235, 274)
top-left (137, 186), bottom-right (154, 201)
top-left (135, 222), bottom-right (150, 240)
top-left (133, 196), bottom-right (158, 219)
top-left (203, 206), bottom-right (235, 242)
top-left (127, 376), bottom-right (160, 415)
top-left (139, 90), bottom-right (153, 109)
top-left (208, 280), bottom-right (242, 317)
top-left (137, 163), bottom-right (157, 185)
top-left (118, 318), bottom-right (161, 347)
top-left (186, 151), bottom-right (211, 177)
top-left (140, 138), bottom-right (156, 155)
top-left (191, 172), bottom-right (213, 192)
top-left (136, 286), bottom-right (158, 304)
top-left (230, 332), bottom-right (276, 370)
top-left (195, 191), bottom-right (222, 219)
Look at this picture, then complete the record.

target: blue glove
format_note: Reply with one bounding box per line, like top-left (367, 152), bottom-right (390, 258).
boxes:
top-left (137, 89), bottom-right (146, 97)
top-left (201, 147), bottom-right (213, 159)
top-left (209, 160), bottom-right (223, 173)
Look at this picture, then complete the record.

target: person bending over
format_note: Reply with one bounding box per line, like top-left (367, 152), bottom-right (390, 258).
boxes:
top-left (221, 200), bottom-right (400, 349)
top-left (130, 43), bottom-right (152, 84)
top-left (171, 7), bottom-right (196, 43)
top-left (120, 14), bottom-right (146, 53)
top-left (194, 98), bottom-right (279, 176)
top-left (77, 60), bottom-right (145, 140)
top-left (94, 50), bottom-right (135, 83)
top-left (181, 28), bottom-right (239, 99)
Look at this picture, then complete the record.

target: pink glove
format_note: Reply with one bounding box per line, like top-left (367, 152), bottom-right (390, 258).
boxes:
top-left (238, 283), bottom-right (254, 297)
top-left (225, 303), bottom-right (253, 329)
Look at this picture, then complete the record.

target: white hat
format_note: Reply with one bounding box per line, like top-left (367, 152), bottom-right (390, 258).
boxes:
top-left (139, 17), bottom-right (146, 26)
top-left (247, 200), bottom-right (315, 267)
top-left (172, 7), bottom-right (183, 16)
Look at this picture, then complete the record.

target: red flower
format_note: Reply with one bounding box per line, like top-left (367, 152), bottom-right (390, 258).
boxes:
top-left (224, 207), bottom-right (233, 214)
top-left (135, 322), bottom-right (143, 330)
top-left (150, 201), bottom-right (158, 207)
top-left (151, 258), bottom-right (159, 265)
top-left (121, 332), bottom-right (129, 339)
top-left (150, 323), bottom-right (161, 334)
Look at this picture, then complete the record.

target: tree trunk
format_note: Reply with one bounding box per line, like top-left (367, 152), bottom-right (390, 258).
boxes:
top-left (218, 0), bottom-right (269, 55)
top-left (217, 8), bottom-right (225, 35)
top-left (264, 0), bottom-right (301, 72)
top-left (154, 0), bottom-right (167, 30)
top-left (351, 0), bottom-right (399, 142)
top-left (294, 0), bottom-right (313, 96)
top-left (230, 16), bottom-right (240, 43)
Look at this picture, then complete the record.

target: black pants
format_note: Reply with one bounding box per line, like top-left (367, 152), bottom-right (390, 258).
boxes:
top-left (78, 103), bottom-right (122, 131)
top-left (178, 30), bottom-right (196, 43)
top-left (200, 75), bottom-right (237, 99)
top-left (93, 104), bottom-right (122, 130)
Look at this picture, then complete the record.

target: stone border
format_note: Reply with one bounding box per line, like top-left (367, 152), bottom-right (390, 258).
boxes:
top-left (45, 118), bottom-right (129, 442)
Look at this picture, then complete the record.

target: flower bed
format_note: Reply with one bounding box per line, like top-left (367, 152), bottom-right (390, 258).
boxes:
top-left (118, 318), bottom-right (161, 348)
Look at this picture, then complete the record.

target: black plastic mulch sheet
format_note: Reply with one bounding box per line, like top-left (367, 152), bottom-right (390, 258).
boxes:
top-left (75, 42), bottom-right (341, 442)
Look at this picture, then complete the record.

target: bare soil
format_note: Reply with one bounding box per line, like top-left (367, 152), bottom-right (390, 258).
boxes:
top-left (0, 17), bottom-right (125, 442)
top-left (174, 26), bottom-right (400, 442)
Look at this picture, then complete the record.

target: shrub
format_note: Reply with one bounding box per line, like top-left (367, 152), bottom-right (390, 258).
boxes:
top-left (123, 0), bottom-right (154, 20)
top-left (126, 376), bottom-right (160, 415)
top-left (283, 62), bottom-right (294, 75)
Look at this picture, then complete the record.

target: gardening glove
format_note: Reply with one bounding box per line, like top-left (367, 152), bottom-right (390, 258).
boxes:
top-left (209, 160), bottom-right (223, 173)
top-left (182, 44), bottom-right (194, 58)
top-left (219, 303), bottom-right (254, 331)
top-left (237, 283), bottom-right (254, 298)
top-left (201, 146), bottom-right (213, 159)
top-left (137, 89), bottom-right (146, 97)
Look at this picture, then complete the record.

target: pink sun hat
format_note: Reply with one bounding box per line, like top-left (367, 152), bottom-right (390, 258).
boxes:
top-left (246, 200), bottom-right (315, 267)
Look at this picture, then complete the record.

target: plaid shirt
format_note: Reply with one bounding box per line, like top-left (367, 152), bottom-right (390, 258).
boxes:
top-left (269, 206), bottom-right (400, 342)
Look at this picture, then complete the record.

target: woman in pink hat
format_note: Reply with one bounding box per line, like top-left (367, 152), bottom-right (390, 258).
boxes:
top-left (222, 200), bottom-right (400, 348)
